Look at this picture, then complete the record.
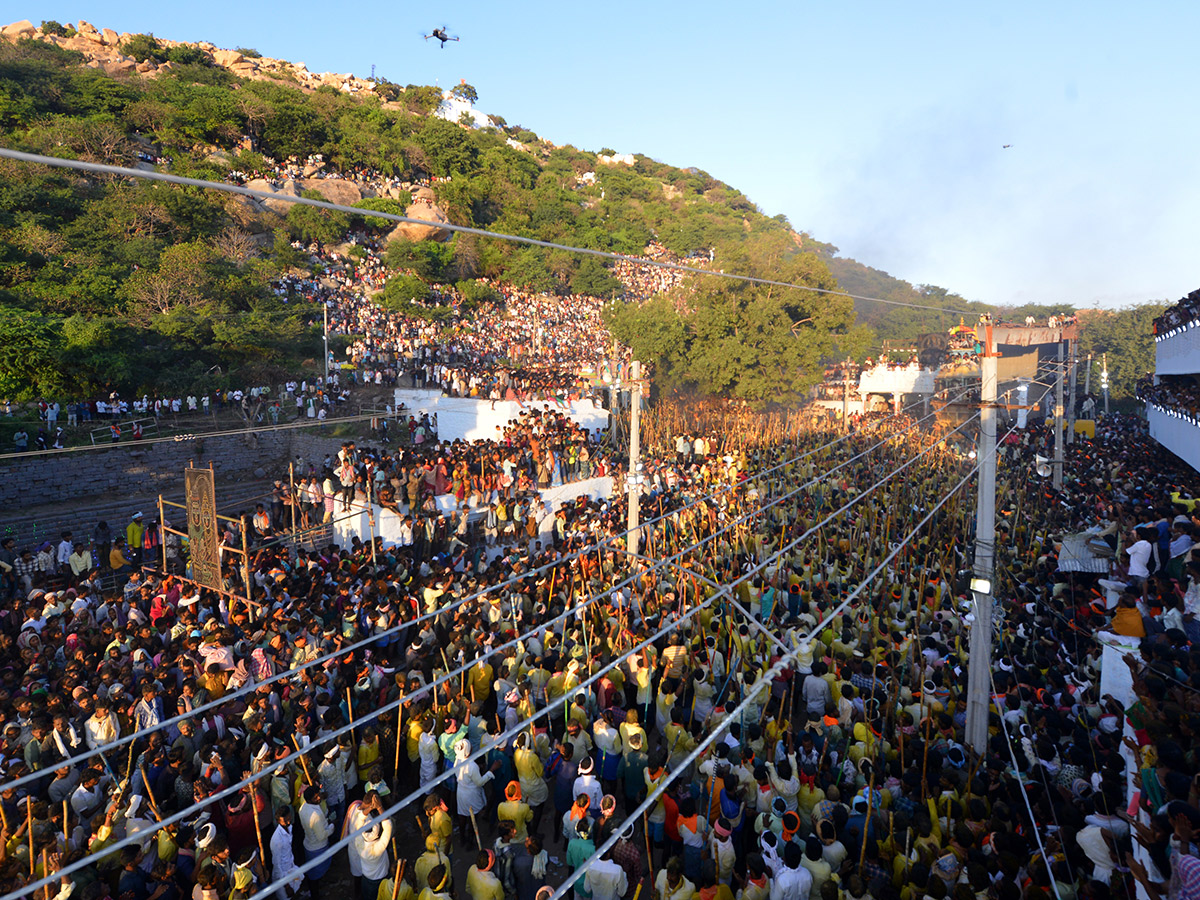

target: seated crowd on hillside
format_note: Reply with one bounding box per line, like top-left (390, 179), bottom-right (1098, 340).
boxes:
top-left (1153, 288), bottom-right (1200, 338)
top-left (2, 411), bottom-right (1200, 900)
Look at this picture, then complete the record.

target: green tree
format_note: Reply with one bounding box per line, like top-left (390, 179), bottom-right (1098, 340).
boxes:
top-left (1077, 303), bottom-right (1166, 402)
top-left (386, 239), bottom-right (453, 280)
top-left (571, 258), bottom-right (621, 297)
top-left (417, 116), bottom-right (479, 176)
top-left (286, 190), bottom-right (350, 249)
top-left (451, 83), bottom-right (479, 104)
top-left (379, 274), bottom-right (432, 308)
top-left (0, 309), bottom-right (65, 399)
top-left (119, 34), bottom-right (163, 64)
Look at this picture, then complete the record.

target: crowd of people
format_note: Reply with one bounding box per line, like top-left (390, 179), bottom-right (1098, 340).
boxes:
top-left (611, 243), bottom-right (706, 304)
top-left (1136, 377), bottom-right (1200, 420)
top-left (1153, 289), bottom-right (1200, 339)
top-left (1, 400), bottom-right (1199, 900)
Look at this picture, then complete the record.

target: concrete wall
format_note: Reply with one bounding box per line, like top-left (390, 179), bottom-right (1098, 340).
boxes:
top-left (0, 430), bottom-right (294, 510)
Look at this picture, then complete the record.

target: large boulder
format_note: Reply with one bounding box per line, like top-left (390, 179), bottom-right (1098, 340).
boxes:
top-left (299, 178), bottom-right (360, 207)
top-left (76, 20), bottom-right (98, 34)
top-left (244, 178), bottom-right (301, 216)
top-left (412, 186), bottom-right (437, 202)
top-left (1, 20), bottom-right (36, 39)
top-left (386, 199), bottom-right (452, 243)
top-left (103, 57), bottom-right (138, 75)
top-left (101, 28), bottom-right (120, 45)
top-left (213, 48), bottom-right (243, 67)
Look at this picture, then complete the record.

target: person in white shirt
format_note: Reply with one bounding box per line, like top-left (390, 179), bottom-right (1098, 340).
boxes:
top-left (770, 843), bottom-right (812, 900)
top-left (352, 792), bottom-right (393, 900)
top-left (83, 701), bottom-right (120, 751)
top-left (584, 846), bottom-right (629, 900)
top-left (298, 786), bottom-right (334, 880)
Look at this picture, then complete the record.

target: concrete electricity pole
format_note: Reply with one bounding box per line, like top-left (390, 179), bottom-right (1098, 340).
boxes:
top-left (1053, 340), bottom-right (1065, 490)
top-left (323, 303), bottom-right (330, 387)
top-left (1083, 351), bottom-right (1092, 398)
top-left (627, 360), bottom-right (642, 557)
top-left (842, 356), bottom-right (852, 428)
top-left (966, 322), bottom-right (997, 753)
top-left (1066, 338), bottom-right (1078, 445)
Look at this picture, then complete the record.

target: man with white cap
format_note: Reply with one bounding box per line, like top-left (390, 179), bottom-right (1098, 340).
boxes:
top-left (318, 742), bottom-right (347, 828)
top-left (572, 756), bottom-right (603, 817)
top-left (456, 738), bottom-right (500, 846)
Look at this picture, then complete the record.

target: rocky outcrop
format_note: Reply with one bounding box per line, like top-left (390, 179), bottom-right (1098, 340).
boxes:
top-left (1, 19), bottom-right (382, 95)
top-left (386, 199), bottom-right (452, 243)
top-left (1, 19), bottom-right (34, 39)
top-left (298, 179), bottom-right (361, 207)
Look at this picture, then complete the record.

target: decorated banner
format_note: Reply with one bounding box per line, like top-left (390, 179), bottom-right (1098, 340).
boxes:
top-left (185, 467), bottom-right (221, 590)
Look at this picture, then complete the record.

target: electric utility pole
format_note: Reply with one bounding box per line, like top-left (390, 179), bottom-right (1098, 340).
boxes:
top-left (965, 321), bottom-right (997, 753)
top-left (1053, 339), bottom-right (1065, 490)
top-left (627, 360), bottom-right (642, 556)
top-left (1066, 337), bottom-right (1078, 445)
top-left (323, 303), bottom-right (330, 387)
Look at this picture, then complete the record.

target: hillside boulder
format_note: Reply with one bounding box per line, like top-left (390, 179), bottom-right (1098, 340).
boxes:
top-left (213, 48), bottom-right (243, 67)
top-left (299, 179), bottom-right (360, 206)
top-left (101, 28), bottom-right (120, 45)
top-left (386, 199), bottom-right (451, 243)
top-left (1, 20), bottom-right (36, 39)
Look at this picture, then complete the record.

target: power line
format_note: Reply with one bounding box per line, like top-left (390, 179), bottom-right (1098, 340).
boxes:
top-left (0, 147), bottom-right (983, 316)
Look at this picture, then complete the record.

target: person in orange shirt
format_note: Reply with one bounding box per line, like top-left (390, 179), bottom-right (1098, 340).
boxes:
top-left (1111, 594), bottom-right (1146, 638)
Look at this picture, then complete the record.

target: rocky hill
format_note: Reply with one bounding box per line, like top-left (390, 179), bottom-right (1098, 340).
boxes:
top-left (2, 18), bottom-right (378, 92)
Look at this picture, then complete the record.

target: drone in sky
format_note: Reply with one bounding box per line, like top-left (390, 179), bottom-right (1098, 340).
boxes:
top-left (424, 27), bottom-right (460, 48)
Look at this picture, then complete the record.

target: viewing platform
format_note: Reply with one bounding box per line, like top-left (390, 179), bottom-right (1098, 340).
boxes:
top-left (1154, 320), bottom-right (1200, 376)
top-left (1147, 402), bottom-right (1200, 473)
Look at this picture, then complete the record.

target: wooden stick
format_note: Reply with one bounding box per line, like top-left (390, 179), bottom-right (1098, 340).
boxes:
top-left (291, 737), bottom-right (314, 785)
top-left (346, 686), bottom-right (356, 745)
top-left (138, 766), bottom-right (162, 821)
top-left (858, 770), bottom-right (876, 870)
top-left (62, 800), bottom-right (68, 844)
top-left (468, 809), bottom-right (482, 850)
top-left (643, 809), bottom-right (654, 887)
top-left (393, 696), bottom-right (404, 781)
top-left (391, 858), bottom-right (407, 900)
top-left (41, 849), bottom-right (49, 900)
top-left (27, 797), bottom-right (34, 876)
top-left (251, 786), bottom-right (267, 876)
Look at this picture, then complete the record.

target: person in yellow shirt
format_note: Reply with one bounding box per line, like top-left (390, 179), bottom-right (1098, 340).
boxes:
top-left (497, 781), bottom-right (533, 841)
top-left (415, 835), bottom-right (449, 897)
top-left (466, 850), bottom-right (506, 900)
top-left (418, 863), bottom-right (453, 900)
top-left (468, 657), bottom-right (493, 707)
top-left (357, 727), bottom-right (382, 782)
top-left (423, 795), bottom-right (453, 855)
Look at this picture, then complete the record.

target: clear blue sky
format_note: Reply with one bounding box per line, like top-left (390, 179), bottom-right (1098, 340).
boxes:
top-left (27, 0), bottom-right (1200, 309)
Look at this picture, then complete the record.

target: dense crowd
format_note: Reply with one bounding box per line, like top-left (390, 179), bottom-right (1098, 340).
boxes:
top-left (1153, 289), bottom-right (1200, 339)
top-left (611, 243), bottom-right (707, 304)
top-left (1136, 378), bottom-right (1200, 419)
top-left (2, 401), bottom-right (1199, 900)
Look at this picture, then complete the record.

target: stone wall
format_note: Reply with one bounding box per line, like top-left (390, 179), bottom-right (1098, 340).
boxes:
top-left (0, 431), bottom-right (295, 509)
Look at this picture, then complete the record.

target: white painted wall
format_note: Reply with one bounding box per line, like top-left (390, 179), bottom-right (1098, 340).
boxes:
top-left (392, 389), bottom-right (610, 443)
